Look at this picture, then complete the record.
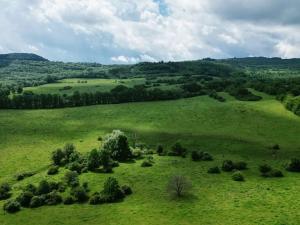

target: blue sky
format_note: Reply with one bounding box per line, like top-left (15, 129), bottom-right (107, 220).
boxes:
top-left (0, 0), bottom-right (300, 63)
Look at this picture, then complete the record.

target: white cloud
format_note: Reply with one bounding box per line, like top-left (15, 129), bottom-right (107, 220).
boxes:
top-left (0, 0), bottom-right (300, 62)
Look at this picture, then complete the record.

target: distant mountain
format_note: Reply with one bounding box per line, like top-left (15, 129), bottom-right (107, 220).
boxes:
top-left (0, 53), bottom-right (48, 62)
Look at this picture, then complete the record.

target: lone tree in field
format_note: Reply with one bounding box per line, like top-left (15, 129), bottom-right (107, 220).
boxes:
top-left (167, 175), bottom-right (192, 197)
top-left (102, 130), bottom-right (132, 161)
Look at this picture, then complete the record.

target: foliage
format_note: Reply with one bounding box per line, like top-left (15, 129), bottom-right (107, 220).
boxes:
top-left (191, 151), bottom-right (213, 161)
top-left (0, 183), bottom-right (11, 200)
top-left (102, 130), bottom-right (132, 161)
top-left (232, 171), bottom-right (245, 181)
top-left (3, 200), bottom-right (21, 213)
top-left (207, 166), bottom-right (221, 174)
top-left (47, 166), bottom-right (59, 175)
top-left (64, 171), bottom-right (79, 187)
top-left (101, 177), bottom-right (124, 202)
top-left (222, 160), bottom-right (235, 172)
top-left (169, 143), bottom-right (187, 157)
top-left (16, 191), bottom-right (34, 207)
top-left (286, 158), bottom-right (300, 172)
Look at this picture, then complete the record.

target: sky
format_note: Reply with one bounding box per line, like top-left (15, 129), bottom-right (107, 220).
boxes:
top-left (1, 0), bottom-right (300, 64)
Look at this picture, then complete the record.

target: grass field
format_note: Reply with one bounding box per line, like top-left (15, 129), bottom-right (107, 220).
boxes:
top-left (1, 92), bottom-right (300, 225)
top-left (24, 78), bottom-right (146, 95)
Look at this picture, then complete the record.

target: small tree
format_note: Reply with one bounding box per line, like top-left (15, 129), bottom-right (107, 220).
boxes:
top-left (157, 145), bottom-right (164, 155)
top-left (169, 143), bottom-right (187, 157)
top-left (102, 130), bottom-right (132, 161)
top-left (99, 149), bottom-right (112, 172)
top-left (87, 149), bottom-right (100, 171)
top-left (64, 171), bottom-right (79, 187)
top-left (51, 148), bottom-right (65, 166)
top-left (101, 177), bottom-right (124, 202)
top-left (167, 175), bottom-right (192, 197)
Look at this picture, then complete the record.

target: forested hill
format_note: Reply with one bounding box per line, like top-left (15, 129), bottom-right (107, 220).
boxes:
top-left (0, 53), bottom-right (48, 62)
top-left (219, 57), bottom-right (300, 70)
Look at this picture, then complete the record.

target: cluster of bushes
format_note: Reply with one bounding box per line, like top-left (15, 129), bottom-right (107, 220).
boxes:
top-left (228, 87), bottom-right (262, 101)
top-left (15, 171), bottom-right (35, 181)
top-left (208, 91), bottom-right (226, 102)
top-left (51, 130), bottom-right (132, 174)
top-left (0, 183), bottom-right (11, 200)
top-left (280, 95), bottom-right (300, 116)
top-left (89, 177), bottom-right (132, 205)
top-left (222, 160), bottom-right (247, 172)
top-left (167, 143), bottom-right (187, 157)
top-left (191, 151), bottom-right (213, 161)
top-left (3, 180), bottom-right (65, 213)
top-left (259, 164), bottom-right (283, 178)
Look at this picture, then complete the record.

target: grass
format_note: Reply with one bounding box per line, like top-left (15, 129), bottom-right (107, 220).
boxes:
top-left (24, 78), bottom-right (146, 95)
top-left (1, 92), bottom-right (300, 225)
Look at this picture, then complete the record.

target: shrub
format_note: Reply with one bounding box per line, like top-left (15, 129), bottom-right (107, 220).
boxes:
top-left (207, 166), bottom-right (221, 174)
top-left (271, 169), bottom-right (284, 178)
top-left (286, 158), bottom-right (300, 172)
top-left (132, 148), bottom-right (143, 159)
top-left (51, 148), bottom-right (65, 166)
top-left (67, 162), bottom-right (84, 174)
top-left (15, 172), bottom-right (35, 181)
top-left (44, 191), bottom-right (62, 205)
top-left (234, 162), bottom-right (247, 170)
top-left (37, 180), bottom-right (51, 195)
top-left (87, 149), bottom-right (100, 171)
top-left (169, 143), bottom-right (187, 157)
top-left (200, 152), bottom-right (213, 161)
top-left (157, 145), bottom-right (164, 155)
top-left (232, 171), bottom-right (244, 181)
top-left (222, 160), bottom-right (235, 172)
top-left (64, 171), bottom-right (79, 187)
top-left (23, 184), bottom-right (37, 194)
top-left (16, 191), bottom-right (34, 207)
top-left (47, 166), bottom-right (59, 175)
top-left (101, 177), bottom-right (124, 202)
top-left (121, 185), bottom-right (132, 195)
top-left (3, 200), bottom-right (21, 213)
top-left (29, 196), bottom-right (44, 208)
top-left (191, 151), bottom-right (201, 161)
top-left (63, 196), bottom-right (75, 205)
top-left (89, 193), bottom-right (105, 205)
top-left (141, 160), bottom-right (152, 167)
top-left (259, 164), bottom-right (272, 174)
top-left (71, 186), bottom-right (89, 203)
top-left (0, 183), bottom-right (11, 200)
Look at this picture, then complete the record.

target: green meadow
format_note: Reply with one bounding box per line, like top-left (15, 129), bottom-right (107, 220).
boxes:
top-left (24, 78), bottom-right (146, 95)
top-left (1, 92), bottom-right (300, 225)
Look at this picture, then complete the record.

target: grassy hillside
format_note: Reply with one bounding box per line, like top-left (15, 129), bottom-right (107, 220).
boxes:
top-left (1, 93), bottom-right (300, 225)
top-left (24, 78), bottom-right (146, 95)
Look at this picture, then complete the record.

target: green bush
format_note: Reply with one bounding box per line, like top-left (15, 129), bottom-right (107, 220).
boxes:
top-left (121, 185), bottom-right (132, 195)
top-left (3, 200), bottom-right (21, 213)
top-left (191, 151), bottom-right (201, 161)
top-left (232, 171), bottom-right (245, 181)
top-left (16, 191), bottom-right (34, 207)
top-left (64, 171), bottom-right (79, 187)
top-left (141, 160), bottom-right (152, 167)
top-left (63, 196), bottom-right (75, 205)
top-left (207, 166), bottom-right (221, 174)
top-left (0, 183), bottom-right (11, 200)
top-left (47, 166), bottom-right (59, 175)
top-left (157, 145), bottom-right (164, 155)
top-left (23, 184), bottom-right (37, 194)
top-left (233, 162), bottom-right (247, 170)
top-left (29, 196), bottom-right (44, 208)
top-left (286, 158), bottom-right (300, 172)
top-left (259, 164), bottom-right (272, 174)
top-left (271, 169), bottom-right (284, 177)
top-left (222, 160), bottom-right (235, 172)
top-left (101, 177), bottom-right (124, 202)
top-left (169, 143), bottom-right (187, 157)
top-left (15, 172), bottom-right (35, 181)
top-left (37, 180), bottom-right (51, 195)
top-left (44, 191), bottom-right (62, 205)
top-left (71, 186), bottom-right (89, 203)
top-left (89, 193), bottom-right (105, 205)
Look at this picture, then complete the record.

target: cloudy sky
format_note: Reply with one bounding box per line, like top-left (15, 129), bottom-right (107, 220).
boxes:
top-left (1, 0), bottom-right (300, 63)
